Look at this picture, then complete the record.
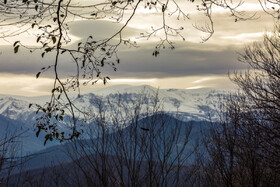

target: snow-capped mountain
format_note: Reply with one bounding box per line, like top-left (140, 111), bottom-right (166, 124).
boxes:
top-left (73, 85), bottom-right (231, 120)
top-left (0, 85), bottom-right (232, 122)
top-left (0, 85), bottom-right (233, 153)
top-left (0, 97), bottom-right (34, 121)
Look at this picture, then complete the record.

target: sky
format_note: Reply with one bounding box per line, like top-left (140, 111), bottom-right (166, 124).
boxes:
top-left (0, 0), bottom-right (276, 96)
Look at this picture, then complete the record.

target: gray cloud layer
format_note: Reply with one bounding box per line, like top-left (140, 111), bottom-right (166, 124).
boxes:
top-left (114, 43), bottom-right (245, 78)
top-left (0, 41), bottom-right (246, 79)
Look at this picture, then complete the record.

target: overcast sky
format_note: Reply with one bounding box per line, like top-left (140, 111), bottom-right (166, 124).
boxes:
top-left (0, 1), bottom-right (276, 96)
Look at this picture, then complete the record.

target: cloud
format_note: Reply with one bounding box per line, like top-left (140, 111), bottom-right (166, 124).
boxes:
top-left (0, 73), bottom-right (236, 96)
top-left (0, 73), bottom-right (54, 96)
top-left (111, 42), bottom-right (247, 78)
top-left (0, 38), bottom-right (248, 80)
top-left (0, 46), bottom-right (56, 75)
top-left (68, 20), bottom-right (142, 41)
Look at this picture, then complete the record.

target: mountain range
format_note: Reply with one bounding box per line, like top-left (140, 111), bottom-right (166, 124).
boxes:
top-left (0, 85), bottom-right (232, 154)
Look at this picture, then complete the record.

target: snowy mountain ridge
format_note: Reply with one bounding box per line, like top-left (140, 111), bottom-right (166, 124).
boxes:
top-left (78, 85), bottom-right (232, 120)
top-left (0, 85), bottom-right (233, 122)
top-left (0, 85), bottom-right (231, 120)
top-left (0, 85), bottom-right (234, 153)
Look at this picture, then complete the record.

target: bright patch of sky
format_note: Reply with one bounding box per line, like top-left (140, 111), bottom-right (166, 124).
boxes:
top-left (0, 73), bottom-right (235, 96)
